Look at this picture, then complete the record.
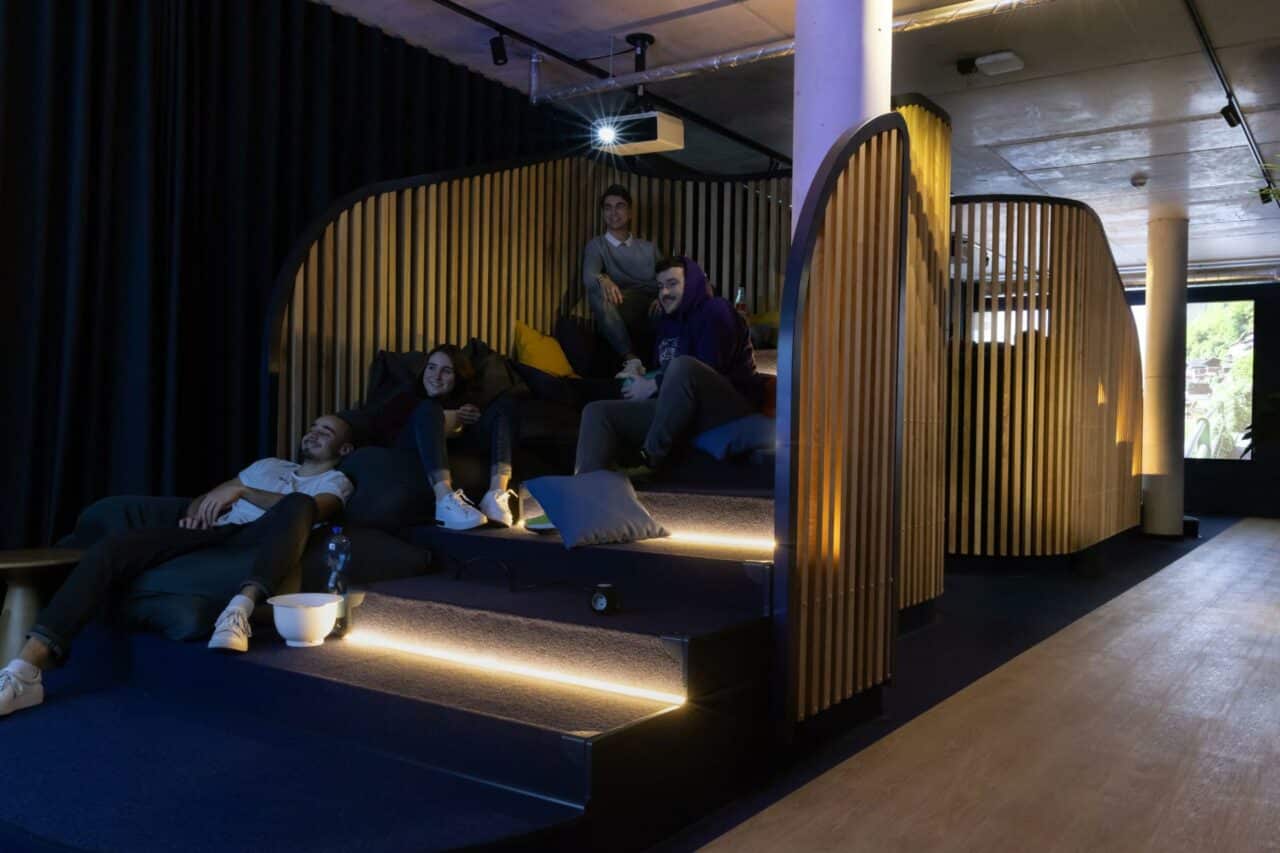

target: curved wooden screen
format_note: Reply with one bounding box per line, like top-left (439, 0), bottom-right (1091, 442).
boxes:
top-left (895, 96), bottom-right (952, 609)
top-left (266, 155), bottom-right (790, 457)
top-left (946, 197), bottom-right (1142, 557)
top-left (775, 114), bottom-right (909, 723)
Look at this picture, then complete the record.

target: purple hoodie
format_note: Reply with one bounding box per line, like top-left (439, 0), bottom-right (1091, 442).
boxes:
top-left (653, 257), bottom-right (766, 407)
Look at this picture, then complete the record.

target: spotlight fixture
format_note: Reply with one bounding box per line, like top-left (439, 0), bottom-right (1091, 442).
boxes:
top-left (957, 50), bottom-right (1024, 77)
top-left (591, 111), bottom-right (684, 155)
top-left (1221, 103), bottom-right (1241, 128)
top-left (595, 123), bottom-right (618, 145)
top-left (489, 33), bottom-right (508, 66)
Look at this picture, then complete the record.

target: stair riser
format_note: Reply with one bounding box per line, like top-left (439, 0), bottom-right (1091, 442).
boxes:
top-left (125, 635), bottom-right (592, 805)
top-left (414, 529), bottom-right (771, 614)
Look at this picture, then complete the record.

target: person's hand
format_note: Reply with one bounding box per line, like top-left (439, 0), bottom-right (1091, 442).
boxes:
top-left (648, 297), bottom-right (662, 318)
top-left (598, 275), bottom-right (623, 306)
top-left (622, 376), bottom-right (658, 401)
top-left (614, 358), bottom-right (645, 380)
top-left (178, 515), bottom-right (209, 530)
top-left (457, 404), bottom-right (482, 425)
top-left (193, 482), bottom-right (243, 527)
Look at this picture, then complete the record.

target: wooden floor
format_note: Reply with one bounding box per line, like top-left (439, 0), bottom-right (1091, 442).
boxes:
top-left (704, 518), bottom-right (1280, 852)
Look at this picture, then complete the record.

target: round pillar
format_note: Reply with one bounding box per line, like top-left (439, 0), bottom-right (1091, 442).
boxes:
top-left (1142, 217), bottom-right (1189, 536)
top-left (791, 0), bottom-right (892, 222)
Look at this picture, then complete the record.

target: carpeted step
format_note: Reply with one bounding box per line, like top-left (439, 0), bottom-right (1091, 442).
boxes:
top-left (359, 572), bottom-right (770, 700)
top-left (124, 631), bottom-right (677, 807)
top-left (354, 590), bottom-right (686, 700)
top-left (0, 686), bottom-right (579, 853)
top-left (411, 491), bottom-right (775, 613)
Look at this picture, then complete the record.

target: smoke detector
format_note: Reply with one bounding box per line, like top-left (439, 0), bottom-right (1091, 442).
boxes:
top-left (957, 50), bottom-right (1024, 77)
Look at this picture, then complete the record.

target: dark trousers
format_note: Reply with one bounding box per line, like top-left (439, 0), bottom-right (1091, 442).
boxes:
top-left (32, 493), bottom-right (317, 662)
top-left (397, 395), bottom-right (516, 485)
top-left (575, 355), bottom-right (756, 472)
top-left (58, 495), bottom-right (192, 548)
top-left (586, 282), bottom-right (658, 360)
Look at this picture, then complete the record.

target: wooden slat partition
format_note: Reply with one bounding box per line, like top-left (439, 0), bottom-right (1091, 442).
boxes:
top-left (267, 155), bottom-right (791, 458)
top-left (775, 114), bottom-right (909, 723)
top-left (946, 196), bottom-right (1142, 556)
top-left (895, 96), bottom-right (951, 609)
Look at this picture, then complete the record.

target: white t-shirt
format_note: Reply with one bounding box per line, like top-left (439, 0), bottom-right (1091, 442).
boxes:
top-left (215, 459), bottom-right (354, 526)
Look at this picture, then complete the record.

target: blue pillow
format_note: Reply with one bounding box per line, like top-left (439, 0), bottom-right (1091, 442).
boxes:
top-left (693, 414), bottom-right (776, 461)
top-left (524, 471), bottom-right (669, 549)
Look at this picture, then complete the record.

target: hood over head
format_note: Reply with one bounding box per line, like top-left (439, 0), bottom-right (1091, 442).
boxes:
top-left (674, 256), bottom-right (710, 315)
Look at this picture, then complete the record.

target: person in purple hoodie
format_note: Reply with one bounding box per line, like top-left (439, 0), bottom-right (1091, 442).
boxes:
top-left (575, 256), bottom-right (768, 473)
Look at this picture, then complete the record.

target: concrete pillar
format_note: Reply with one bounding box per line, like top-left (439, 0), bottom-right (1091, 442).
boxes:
top-left (1142, 218), bottom-right (1189, 535)
top-left (791, 0), bottom-right (892, 222)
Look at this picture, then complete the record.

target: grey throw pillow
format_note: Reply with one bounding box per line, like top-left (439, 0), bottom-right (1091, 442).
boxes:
top-left (524, 471), bottom-right (669, 549)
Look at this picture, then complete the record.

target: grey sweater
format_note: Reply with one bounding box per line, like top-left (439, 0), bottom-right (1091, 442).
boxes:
top-left (582, 234), bottom-right (660, 291)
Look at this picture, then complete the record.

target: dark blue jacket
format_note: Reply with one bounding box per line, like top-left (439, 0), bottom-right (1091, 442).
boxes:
top-left (653, 257), bottom-right (766, 407)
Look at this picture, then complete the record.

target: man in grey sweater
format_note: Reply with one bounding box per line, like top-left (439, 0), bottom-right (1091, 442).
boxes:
top-left (582, 184), bottom-right (660, 373)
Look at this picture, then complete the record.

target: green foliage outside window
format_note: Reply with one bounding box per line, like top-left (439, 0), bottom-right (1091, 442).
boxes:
top-left (1184, 301), bottom-right (1253, 459)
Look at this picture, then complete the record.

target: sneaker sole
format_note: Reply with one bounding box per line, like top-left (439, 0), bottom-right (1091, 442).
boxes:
top-left (0, 686), bottom-right (44, 716)
top-left (207, 638), bottom-right (249, 653)
top-left (437, 517), bottom-right (487, 530)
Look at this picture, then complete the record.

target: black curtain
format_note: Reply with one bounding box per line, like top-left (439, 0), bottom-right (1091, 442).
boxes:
top-left (1, 0), bottom-right (573, 548)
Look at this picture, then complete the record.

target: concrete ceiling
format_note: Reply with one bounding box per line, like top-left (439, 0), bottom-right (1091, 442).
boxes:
top-left (317, 0), bottom-right (1280, 269)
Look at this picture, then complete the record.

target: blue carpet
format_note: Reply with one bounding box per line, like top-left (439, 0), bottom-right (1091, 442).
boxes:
top-left (0, 687), bottom-right (577, 853)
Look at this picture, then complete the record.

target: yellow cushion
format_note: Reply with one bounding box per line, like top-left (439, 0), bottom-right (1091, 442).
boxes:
top-left (749, 310), bottom-right (780, 329)
top-left (512, 321), bottom-right (575, 377)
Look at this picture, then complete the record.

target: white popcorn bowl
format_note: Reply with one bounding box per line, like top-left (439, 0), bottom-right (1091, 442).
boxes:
top-left (267, 593), bottom-right (342, 647)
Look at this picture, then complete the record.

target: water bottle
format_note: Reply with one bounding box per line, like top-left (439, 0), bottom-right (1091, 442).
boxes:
top-left (325, 525), bottom-right (353, 638)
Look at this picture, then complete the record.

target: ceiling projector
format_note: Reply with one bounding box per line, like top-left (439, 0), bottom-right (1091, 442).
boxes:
top-left (592, 111), bottom-right (685, 155)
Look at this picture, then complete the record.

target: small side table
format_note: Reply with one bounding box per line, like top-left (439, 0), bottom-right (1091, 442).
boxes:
top-left (0, 549), bottom-right (82, 661)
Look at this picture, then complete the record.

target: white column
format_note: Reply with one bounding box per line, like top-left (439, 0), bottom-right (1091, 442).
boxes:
top-left (1142, 218), bottom-right (1189, 536)
top-left (791, 0), bottom-right (893, 222)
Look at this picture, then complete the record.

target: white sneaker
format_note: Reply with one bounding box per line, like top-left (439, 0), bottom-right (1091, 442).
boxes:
top-left (208, 605), bottom-right (253, 653)
top-left (615, 358), bottom-right (645, 379)
top-left (0, 661), bottom-right (44, 717)
top-left (479, 489), bottom-right (517, 527)
top-left (436, 489), bottom-right (486, 530)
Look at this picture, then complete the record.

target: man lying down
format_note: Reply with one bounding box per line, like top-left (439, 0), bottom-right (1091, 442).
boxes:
top-left (0, 414), bottom-right (357, 719)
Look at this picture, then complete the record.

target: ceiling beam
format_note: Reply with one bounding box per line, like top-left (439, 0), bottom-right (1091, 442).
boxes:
top-left (421, 0), bottom-right (791, 167)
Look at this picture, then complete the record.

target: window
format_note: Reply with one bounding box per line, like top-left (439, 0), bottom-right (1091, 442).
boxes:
top-left (1131, 300), bottom-right (1254, 460)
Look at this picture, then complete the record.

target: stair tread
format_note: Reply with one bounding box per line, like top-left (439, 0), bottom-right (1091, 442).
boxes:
top-left (420, 489), bottom-right (774, 564)
top-left (0, 686), bottom-right (578, 853)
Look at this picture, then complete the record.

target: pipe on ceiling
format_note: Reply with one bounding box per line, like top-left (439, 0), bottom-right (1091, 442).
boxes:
top-left (1121, 264), bottom-right (1280, 288)
top-left (1180, 0), bottom-right (1279, 211)
top-left (532, 0), bottom-right (1057, 104)
top-left (420, 0), bottom-right (792, 166)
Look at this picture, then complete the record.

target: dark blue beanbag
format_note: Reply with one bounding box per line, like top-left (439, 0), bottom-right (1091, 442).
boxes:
top-left (693, 414), bottom-right (776, 461)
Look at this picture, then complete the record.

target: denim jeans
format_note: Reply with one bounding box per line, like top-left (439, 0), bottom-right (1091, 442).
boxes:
top-left (575, 355), bottom-right (756, 472)
top-left (32, 493), bottom-right (318, 662)
top-left (397, 394), bottom-right (517, 484)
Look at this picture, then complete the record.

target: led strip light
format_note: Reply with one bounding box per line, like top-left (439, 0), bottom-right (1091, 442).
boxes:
top-left (667, 531), bottom-right (776, 551)
top-left (345, 629), bottom-right (687, 706)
